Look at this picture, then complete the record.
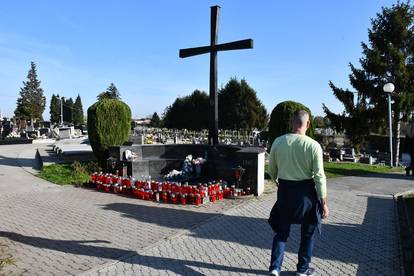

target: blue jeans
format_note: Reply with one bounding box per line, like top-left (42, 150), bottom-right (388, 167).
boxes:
top-left (269, 222), bottom-right (317, 273)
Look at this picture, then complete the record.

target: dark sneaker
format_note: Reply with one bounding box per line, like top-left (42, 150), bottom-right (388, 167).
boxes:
top-left (296, 267), bottom-right (315, 276)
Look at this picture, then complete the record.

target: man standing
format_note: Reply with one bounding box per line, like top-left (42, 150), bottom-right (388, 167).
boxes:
top-left (268, 110), bottom-right (329, 276)
top-left (405, 121), bottom-right (414, 175)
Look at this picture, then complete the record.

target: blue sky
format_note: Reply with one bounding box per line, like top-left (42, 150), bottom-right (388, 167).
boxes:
top-left (0, 0), bottom-right (398, 119)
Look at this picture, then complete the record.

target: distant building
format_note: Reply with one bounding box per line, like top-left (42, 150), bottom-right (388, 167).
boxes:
top-left (133, 118), bottom-right (151, 127)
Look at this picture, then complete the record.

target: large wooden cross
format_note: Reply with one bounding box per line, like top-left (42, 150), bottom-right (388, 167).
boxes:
top-left (179, 5), bottom-right (253, 146)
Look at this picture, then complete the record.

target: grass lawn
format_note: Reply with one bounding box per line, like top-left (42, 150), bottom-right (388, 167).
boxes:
top-left (324, 162), bottom-right (404, 178)
top-left (38, 161), bottom-right (100, 185)
top-left (265, 162), bottom-right (404, 179)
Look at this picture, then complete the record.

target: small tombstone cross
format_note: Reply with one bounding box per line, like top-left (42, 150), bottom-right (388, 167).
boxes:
top-left (179, 5), bottom-right (253, 146)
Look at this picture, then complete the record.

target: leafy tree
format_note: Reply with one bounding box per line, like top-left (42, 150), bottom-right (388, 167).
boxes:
top-left (313, 116), bottom-right (331, 129)
top-left (73, 94), bottom-right (84, 125)
top-left (15, 62), bottom-right (46, 121)
top-left (63, 97), bottom-right (74, 123)
top-left (218, 78), bottom-right (268, 130)
top-left (268, 101), bottom-right (314, 144)
top-left (49, 94), bottom-right (61, 124)
top-left (313, 116), bottom-right (325, 128)
top-left (163, 90), bottom-right (209, 130)
top-left (323, 2), bottom-right (414, 162)
top-left (150, 112), bottom-right (161, 127)
top-left (97, 83), bottom-right (121, 101)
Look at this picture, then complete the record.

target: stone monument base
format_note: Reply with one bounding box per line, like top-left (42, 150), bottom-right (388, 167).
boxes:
top-left (108, 144), bottom-right (265, 196)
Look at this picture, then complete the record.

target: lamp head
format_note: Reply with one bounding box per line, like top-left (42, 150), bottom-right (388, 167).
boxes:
top-left (383, 83), bottom-right (395, 93)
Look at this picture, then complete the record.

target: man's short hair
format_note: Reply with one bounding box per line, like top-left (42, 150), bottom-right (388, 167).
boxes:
top-left (292, 110), bottom-right (309, 127)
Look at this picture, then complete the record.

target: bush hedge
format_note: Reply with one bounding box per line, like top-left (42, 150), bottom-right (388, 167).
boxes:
top-left (268, 101), bottom-right (314, 144)
top-left (87, 99), bottom-right (131, 166)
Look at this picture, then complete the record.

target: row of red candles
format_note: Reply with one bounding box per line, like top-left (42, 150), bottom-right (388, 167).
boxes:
top-left (90, 172), bottom-right (252, 205)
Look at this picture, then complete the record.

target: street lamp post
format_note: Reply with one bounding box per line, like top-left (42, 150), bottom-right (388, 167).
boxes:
top-left (383, 83), bottom-right (394, 167)
top-left (58, 96), bottom-right (65, 126)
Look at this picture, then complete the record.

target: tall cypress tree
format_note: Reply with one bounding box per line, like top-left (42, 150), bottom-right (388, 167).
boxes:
top-left (63, 97), bottom-right (74, 123)
top-left (323, 2), bottom-right (414, 164)
top-left (49, 94), bottom-right (61, 124)
top-left (163, 90), bottom-right (209, 130)
top-left (15, 62), bottom-right (46, 121)
top-left (73, 94), bottom-right (84, 125)
top-left (218, 78), bottom-right (268, 130)
top-left (150, 112), bottom-right (161, 127)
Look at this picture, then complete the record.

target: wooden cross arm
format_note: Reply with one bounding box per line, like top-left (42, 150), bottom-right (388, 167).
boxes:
top-left (215, 39), bottom-right (253, 52)
top-left (179, 39), bottom-right (253, 58)
top-left (179, 46), bottom-right (211, 58)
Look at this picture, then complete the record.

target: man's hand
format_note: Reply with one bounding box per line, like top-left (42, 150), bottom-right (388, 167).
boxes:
top-left (320, 198), bottom-right (329, 219)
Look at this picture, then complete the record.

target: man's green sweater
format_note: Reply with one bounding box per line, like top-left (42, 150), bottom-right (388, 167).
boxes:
top-left (268, 133), bottom-right (327, 199)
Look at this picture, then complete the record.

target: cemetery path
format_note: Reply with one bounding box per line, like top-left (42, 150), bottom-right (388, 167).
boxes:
top-left (87, 175), bottom-right (413, 276)
top-left (0, 144), bottom-right (248, 276)
top-left (0, 144), bottom-right (412, 275)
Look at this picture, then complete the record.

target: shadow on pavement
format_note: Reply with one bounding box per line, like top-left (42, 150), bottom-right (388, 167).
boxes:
top-left (125, 253), bottom-right (268, 275)
top-left (101, 202), bottom-right (216, 230)
top-left (0, 195), bottom-right (398, 275)
top-left (0, 154), bottom-right (39, 170)
top-left (0, 232), bottom-right (131, 259)
top-left (356, 172), bottom-right (414, 180)
top-left (101, 195), bottom-right (397, 275)
top-left (0, 231), bottom-right (268, 275)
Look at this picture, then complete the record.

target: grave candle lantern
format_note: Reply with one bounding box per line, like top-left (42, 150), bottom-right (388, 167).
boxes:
top-left (210, 192), bottom-right (216, 203)
top-left (181, 194), bottom-right (187, 205)
top-left (188, 193), bottom-right (195, 204)
top-left (139, 188), bottom-right (145, 199)
top-left (171, 193), bottom-right (177, 204)
top-left (162, 192), bottom-right (168, 202)
top-left (195, 194), bottom-right (201, 206)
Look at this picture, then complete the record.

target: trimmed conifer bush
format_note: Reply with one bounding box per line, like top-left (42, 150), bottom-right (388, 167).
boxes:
top-left (268, 101), bottom-right (314, 144)
top-left (87, 99), bottom-right (131, 166)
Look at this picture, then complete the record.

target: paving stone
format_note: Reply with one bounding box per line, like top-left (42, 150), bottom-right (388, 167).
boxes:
top-left (86, 176), bottom-right (406, 276)
top-left (0, 144), bottom-right (410, 275)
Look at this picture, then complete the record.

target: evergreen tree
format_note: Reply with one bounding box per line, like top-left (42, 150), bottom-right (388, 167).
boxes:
top-left (49, 94), bottom-right (61, 124)
top-left (150, 112), bottom-right (161, 127)
top-left (323, 2), bottom-right (414, 163)
top-left (218, 78), bottom-right (268, 130)
top-left (163, 90), bottom-right (209, 130)
top-left (97, 83), bottom-right (121, 101)
top-left (15, 62), bottom-right (46, 121)
top-left (63, 97), bottom-right (74, 123)
top-left (73, 94), bottom-right (84, 125)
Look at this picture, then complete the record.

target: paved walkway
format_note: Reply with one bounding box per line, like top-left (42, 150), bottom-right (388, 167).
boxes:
top-left (0, 144), bottom-right (249, 275)
top-left (0, 144), bottom-right (413, 275)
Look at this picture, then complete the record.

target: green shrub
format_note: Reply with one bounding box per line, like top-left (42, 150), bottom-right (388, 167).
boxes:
top-left (87, 99), bottom-right (131, 166)
top-left (268, 101), bottom-right (314, 144)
